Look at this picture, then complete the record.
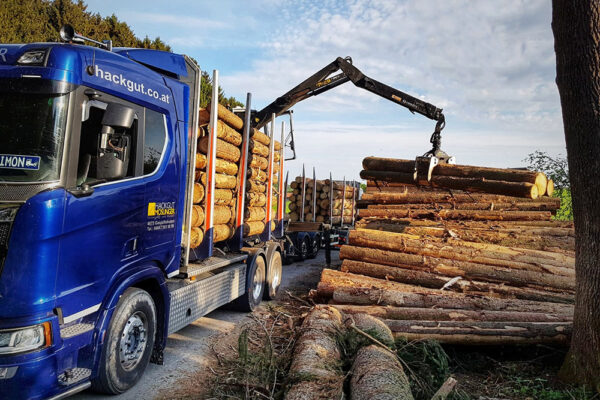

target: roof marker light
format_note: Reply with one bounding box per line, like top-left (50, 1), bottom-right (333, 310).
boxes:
top-left (17, 49), bottom-right (48, 66)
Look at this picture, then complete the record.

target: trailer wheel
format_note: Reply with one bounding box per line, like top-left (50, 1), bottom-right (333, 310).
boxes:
top-left (297, 237), bottom-right (309, 261)
top-left (307, 235), bottom-right (321, 259)
top-left (232, 255), bottom-right (266, 312)
top-left (92, 288), bottom-right (156, 394)
top-left (265, 251), bottom-right (282, 300)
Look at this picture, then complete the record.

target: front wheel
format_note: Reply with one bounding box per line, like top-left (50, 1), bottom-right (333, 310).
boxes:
top-left (92, 288), bottom-right (156, 394)
top-left (265, 251), bottom-right (282, 300)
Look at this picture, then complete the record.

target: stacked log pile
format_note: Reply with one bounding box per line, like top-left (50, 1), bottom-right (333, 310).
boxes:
top-left (288, 177), bottom-right (357, 224)
top-left (310, 156), bottom-right (574, 345)
top-left (244, 128), bottom-right (281, 237)
top-left (191, 104), bottom-right (243, 246)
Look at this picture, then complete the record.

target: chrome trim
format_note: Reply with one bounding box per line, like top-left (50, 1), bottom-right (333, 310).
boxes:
top-left (62, 303), bottom-right (101, 324)
top-left (45, 382), bottom-right (91, 400)
top-left (167, 269), bottom-right (180, 278)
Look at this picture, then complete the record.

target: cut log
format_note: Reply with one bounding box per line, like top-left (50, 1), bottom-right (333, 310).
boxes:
top-left (243, 221), bottom-right (265, 236)
top-left (366, 201), bottom-right (560, 212)
top-left (248, 154), bottom-right (268, 170)
top-left (386, 320), bottom-right (570, 345)
top-left (340, 259), bottom-right (574, 303)
top-left (193, 183), bottom-right (205, 204)
top-left (546, 179), bottom-right (555, 196)
top-left (214, 189), bottom-right (234, 205)
top-left (191, 205), bottom-right (205, 227)
top-left (246, 192), bottom-right (266, 207)
top-left (362, 157), bottom-right (548, 195)
top-left (331, 216), bottom-right (353, 224)
top-left (339, 245), bottom-right (574, 291)
top-left (251, 128), bottom-right (270, 146)
top-left (361, 192), bottom-right (561, 205)
top-left (391, 332), bottom-right (569, 345)
top-left (348, 229), bottom-right (575, 274)
top-left (319, 269), bottom-right (573, 314)
top-left (350, 345), bottom-right (414, 400)
top-left (189, 227), bottom-right (203, 248)
top-left (286, 306), bottom-right (345, 400)
top-left (207, 103), bottom-right (243, 130)
top-left (195, 153), bottom-right (207, 169)
top-left (247, 167), bottom-right (267, 181)
top-left (215, 120), bottom-right (242, 146)
top-left (332, 304), bottom-right (573, 322)
top-left (213, 206), bottom-right (233, 225)
top-left (198, 172), bottom-right (237, 189)
top-left (358, 208), bottom-right (552, 221)
top-left (245, 207), bottom-right (266, 222)
top-left (213, 224), bottom-right (233, 242)
top-left (197, 136), bottom-right (241, 163)
top-left (198, 108), bottom-right (210, 126)
top-left (247, 180), bottom-right (266, 193)
top-left (249, 139), bottom-right (270, 157)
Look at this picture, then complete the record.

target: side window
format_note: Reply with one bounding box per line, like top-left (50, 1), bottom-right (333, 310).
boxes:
top-left (144, 109), bottom-right (167, 175)
top-left (77, 102), bottom-right (138, 186)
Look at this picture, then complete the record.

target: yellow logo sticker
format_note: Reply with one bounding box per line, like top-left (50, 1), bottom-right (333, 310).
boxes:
top-left (148, 202), bottom-right (175, 217)
top-left (148, 202), bottom-right (156, 216)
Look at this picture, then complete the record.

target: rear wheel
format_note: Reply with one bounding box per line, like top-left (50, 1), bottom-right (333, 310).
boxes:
top-left (265, 251), bottom-right (282, 300)
top-left (92, 288), bottom-right (156, 394)
top-left (232, 255), bottom-right (266, 312)
top-left (297, 237), bottom-right (309, 261)
top-left (307, 235), bottom-right (321, 259)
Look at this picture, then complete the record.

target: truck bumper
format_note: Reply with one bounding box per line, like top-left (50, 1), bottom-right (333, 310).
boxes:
top-left (0, 316), bottom-right (89, 400)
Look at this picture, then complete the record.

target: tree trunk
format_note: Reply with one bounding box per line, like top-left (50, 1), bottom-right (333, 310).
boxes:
top-left (361, 191), bottom-right (560, 204)
top-left (331, 304), bottom-right (573, 322)
top-left (552, 0), bottom-right (600, 386)
top-left (360, 170), bottom-right (539, 199)
top-left (358, 208), bottom-right (552, 221)
top-left (366, 201), bottom-right (560, 212)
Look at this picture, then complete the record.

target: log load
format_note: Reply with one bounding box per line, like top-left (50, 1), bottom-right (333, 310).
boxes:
top-left (248, 154), bottom-right (268, 170)
top-left (363, 157), bottom-right (548, 196)
top-left (213, 206), bottom-right (233, 225)
top-left (198, 172), bottom-right (237, 189)
top-left (246, 192), bottom-right (266, 207)
top-left (213, 224), bottom-right (233, 242)
top-left (215, 120), bottom-right (243, 146)
top-left (361, 191), bottom-right (561, 205)
top-left (207, 103), bottom-right (243, 130)
top-left (191, 205), bottom-right (205, 227)
top-left (243, 221), bottom-right (265, 236)
top-left (247, 180), bottom-right (266, 193)
top-left (195, 153), bottom-right (207, 169)
top-left (366, 201), bottom-right (560, 212)
top-left (358, 208), bottom-right (552, 221)
top-left (249, 139), bottom-right (269, 157)
top-left (193, 183), bottom-right (205, 204)
top-left (189, 227), bottom-right (203, 248)
top-left (245, 207), bottom-right (266, 222)
top-left (197, 136), bottom-right (241, 163)
top-left (214, 189), bottom-right (234, 205)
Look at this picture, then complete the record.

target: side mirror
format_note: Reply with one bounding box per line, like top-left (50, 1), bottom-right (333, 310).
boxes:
top-left (101, 103), bottom-right (135, 129)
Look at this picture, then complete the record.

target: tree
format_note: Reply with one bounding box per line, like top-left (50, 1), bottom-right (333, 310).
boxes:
top-left (552, 0), bottom-right (600, 390)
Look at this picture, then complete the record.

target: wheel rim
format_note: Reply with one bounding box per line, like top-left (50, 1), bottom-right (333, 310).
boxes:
top-left (271, 253), bottom-right (282, 292)
top-left (119, 311), bottom-right (148, 371)
top-left (300, 241), bottom-right (307, 257)
top-left (252, 258), bottom-right (265, 301)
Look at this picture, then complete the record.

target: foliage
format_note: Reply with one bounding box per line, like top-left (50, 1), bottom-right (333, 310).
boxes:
top-left (524, 151), bottom-right (573, 221)
top-left (0, 1), bottom-right (243, 108)
top-left (0, 0), bottom-right (170, 50)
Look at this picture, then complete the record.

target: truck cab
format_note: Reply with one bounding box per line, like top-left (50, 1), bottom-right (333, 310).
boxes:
top-left (0, 40), bottom-right (284, 399)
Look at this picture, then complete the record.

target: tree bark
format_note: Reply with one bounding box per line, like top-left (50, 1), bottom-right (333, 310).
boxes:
top-left (339, 245), bottom-right (575, 290)
top-left (552, 0), bottom-right (600, 386)
top-left (197, 136), bottom-right (241, 163)
top-left (360, 170), bottom-right (539, 199)
top-left (366, 201), bottom-right (560, 212)
top-left (340, 259), bottom-right (574, 303)
top-left (361, 192), bottom-right (560, 204)
top-left (363, 157), bottom-right (548, 194)
top-left (331, 304), bottom-right (573, 322)
top-left (358, 208), bottom-right (552, 221)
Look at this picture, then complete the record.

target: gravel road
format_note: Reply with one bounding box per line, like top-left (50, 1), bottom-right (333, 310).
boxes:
top-left (73, 250), bottom-right (336, 400)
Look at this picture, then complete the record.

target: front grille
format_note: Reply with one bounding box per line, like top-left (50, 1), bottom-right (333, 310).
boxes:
top-left (0, 207), bottom-right (19, 274)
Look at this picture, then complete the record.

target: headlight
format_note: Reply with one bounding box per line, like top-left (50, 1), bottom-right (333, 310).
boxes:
top-left (17, 49), bottom-right (48, 66)
top-left (0, 322), bottom-right (52, 355)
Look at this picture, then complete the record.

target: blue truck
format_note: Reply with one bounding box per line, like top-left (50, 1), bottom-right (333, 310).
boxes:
top-left (0, 26), bottom-right (288, 399)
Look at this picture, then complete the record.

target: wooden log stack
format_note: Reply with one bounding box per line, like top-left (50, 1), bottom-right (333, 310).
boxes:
top-left (288, 176), bottom-right (357, 224)
top-left (308, 155), bottom-right (574, 346)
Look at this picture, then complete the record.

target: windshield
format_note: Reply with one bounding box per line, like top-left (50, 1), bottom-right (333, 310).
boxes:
top-left (0, 92), bottom-right (68, 182)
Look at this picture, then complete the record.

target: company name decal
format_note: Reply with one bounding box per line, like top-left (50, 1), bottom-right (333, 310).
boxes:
top-left (147, 202), bottom-right (176, 232)
top-left (94, 65), bottom-right (171, 104)
top-left (0, 154), bottom-right (40, 170)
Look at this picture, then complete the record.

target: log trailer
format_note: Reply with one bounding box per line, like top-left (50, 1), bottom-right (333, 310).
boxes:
top-left (0, 26), bottom-right (287, 399)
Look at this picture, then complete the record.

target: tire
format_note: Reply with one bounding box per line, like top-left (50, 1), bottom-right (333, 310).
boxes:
top-left (265, 251), bottom-right (282, 300)
top-left (307, 235), bottom-right (321, 259)
top-left (297, 237), bottom-right (309, 261)
top-left (92, 288), bottom-right (156, 394)
top-left (232, 255), bottom-right (266, 312)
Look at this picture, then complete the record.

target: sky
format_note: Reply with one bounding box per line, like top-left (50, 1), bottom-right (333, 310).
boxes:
top-left (86, 0), bottom-right (565, 182)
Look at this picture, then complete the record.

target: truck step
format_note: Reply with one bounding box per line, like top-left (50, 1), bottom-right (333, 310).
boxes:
top-left (60, 323), bottom-right (95, 339)
top-left (58, 368), bottom-right (91, 386)
top-left (180, 254), bottom-right (247, 278)
top-left (168, 263), bottom-right (246, 334)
